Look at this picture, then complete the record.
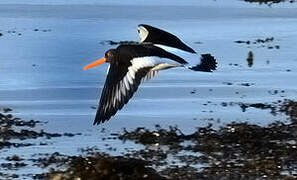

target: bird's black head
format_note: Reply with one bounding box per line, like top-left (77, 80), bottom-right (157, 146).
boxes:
top-left (83, 49), bottom-right (117, 70)
top-left (104, 49), bottom-right (117, 63)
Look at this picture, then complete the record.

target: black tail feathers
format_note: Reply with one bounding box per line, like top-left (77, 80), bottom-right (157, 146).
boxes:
top-left (189, 54), bottom-right (217, 72)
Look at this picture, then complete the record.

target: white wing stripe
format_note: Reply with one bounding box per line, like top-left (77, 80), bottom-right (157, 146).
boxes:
top-left (123, 77), bottom-right (130, 91)
top-left (153, 44), bottom-right (200, 66)
top-left (106, 56), bottom-right (182, 114)
top-left (128, 68), bottom-right (136, 79)
top-left (126, 73), bottom-right (134, 84)
top-left (113, 87), bottom-right (117, 107)
top-left (131, 56), bottom-right (182, 69)
top-left (120, 83), bottom-right (126, 97)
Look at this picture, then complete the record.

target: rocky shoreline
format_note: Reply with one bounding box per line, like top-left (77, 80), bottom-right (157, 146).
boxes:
top-left (1, 100), bottom-right (295, 179)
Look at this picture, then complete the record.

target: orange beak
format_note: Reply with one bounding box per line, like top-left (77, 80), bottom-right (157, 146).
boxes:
top-left (83, 57), bottom-right (106, 70)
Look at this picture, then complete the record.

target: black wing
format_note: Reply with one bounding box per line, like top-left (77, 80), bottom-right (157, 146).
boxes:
top-left (138, 24), bottom-right (196, 54)
top-left (93, 61), bottom-right (153, 125)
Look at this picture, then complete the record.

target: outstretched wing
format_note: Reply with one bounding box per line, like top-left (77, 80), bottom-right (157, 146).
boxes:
top-left (94, 61), bottom-right (152, 125)
top-left (137, 24), bottom-right (196, 54)
top-left (94, 62), bottom-right (152, 125)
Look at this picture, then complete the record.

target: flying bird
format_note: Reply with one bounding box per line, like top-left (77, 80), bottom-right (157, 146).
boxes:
top-left (84, 24), bottom-right (217, 125)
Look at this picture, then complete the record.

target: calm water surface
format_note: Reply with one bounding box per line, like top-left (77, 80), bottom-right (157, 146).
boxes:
top-left (0, 0), bottom-right (297, 177)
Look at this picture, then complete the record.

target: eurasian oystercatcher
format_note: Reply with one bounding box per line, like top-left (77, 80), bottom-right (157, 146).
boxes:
top-left (84, 24), bottom-right (217, 125)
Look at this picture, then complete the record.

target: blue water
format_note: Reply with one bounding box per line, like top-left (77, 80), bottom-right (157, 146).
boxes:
top-left (0, 1), bottom-right (297, 178)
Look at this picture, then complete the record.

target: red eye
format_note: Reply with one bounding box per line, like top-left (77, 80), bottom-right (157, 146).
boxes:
top-left (105, 49), bottom-right (116, 59)
top-left (105, 52), bottom-right (110, 58)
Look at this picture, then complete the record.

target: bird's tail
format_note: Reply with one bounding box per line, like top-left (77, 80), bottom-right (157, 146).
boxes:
top-left (188, 54), bottom-right (217, 72)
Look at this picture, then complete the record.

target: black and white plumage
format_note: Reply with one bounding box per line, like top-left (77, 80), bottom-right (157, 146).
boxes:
top-left (137, 24), bottom-right (196, 54)
top-left (84, 24), bottom-right (217, 125)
